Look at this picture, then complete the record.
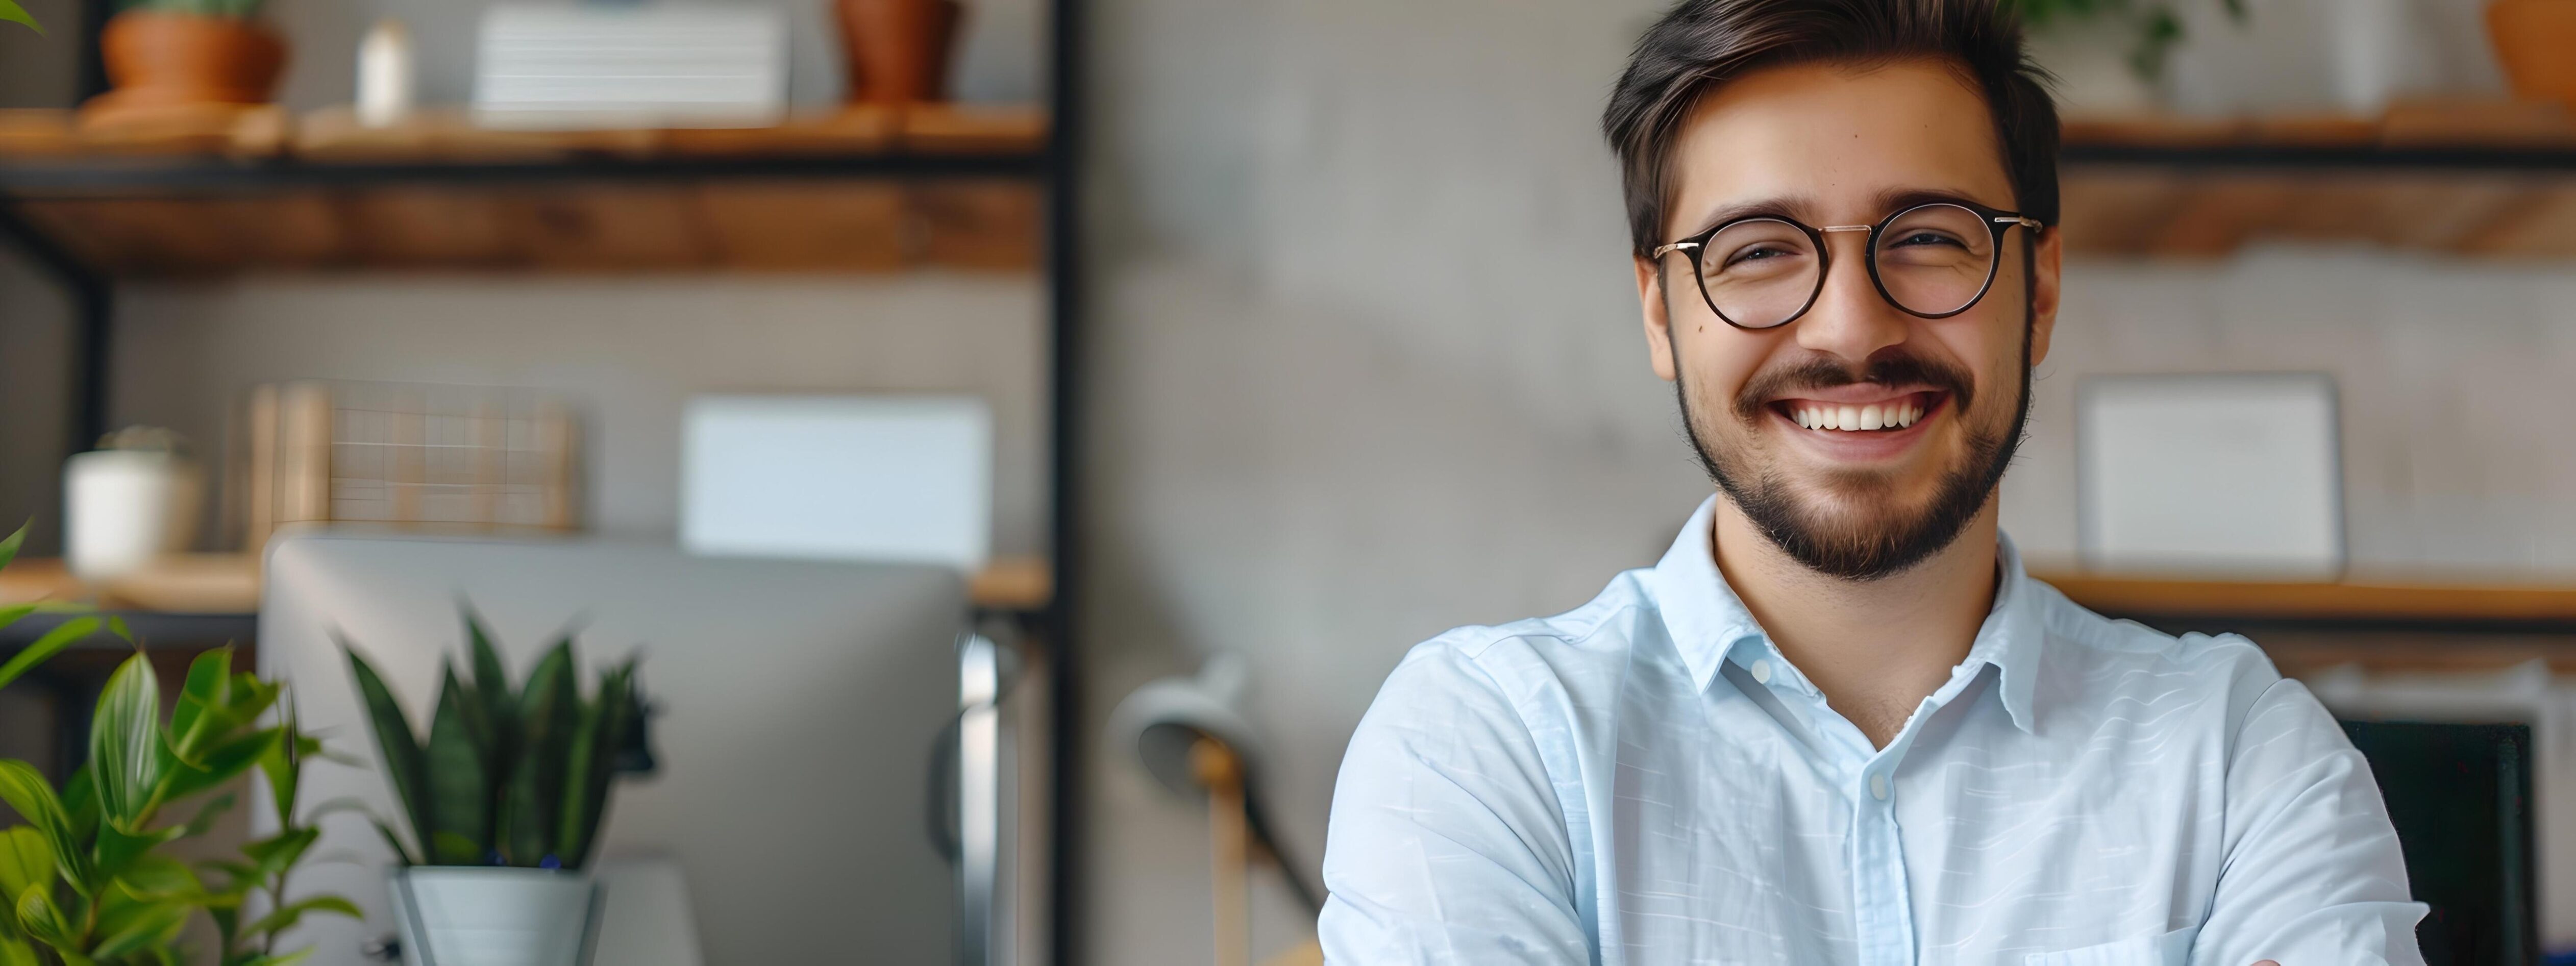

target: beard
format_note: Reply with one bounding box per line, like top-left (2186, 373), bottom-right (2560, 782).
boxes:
top-left (1674, 318), bottom-right (2032, 582)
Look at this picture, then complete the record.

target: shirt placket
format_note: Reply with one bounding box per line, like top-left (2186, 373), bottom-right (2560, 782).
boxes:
top-left (1851, 741), bottom-right (1915, 966)
top-left (1753, 644), bottom-right (1927, 966)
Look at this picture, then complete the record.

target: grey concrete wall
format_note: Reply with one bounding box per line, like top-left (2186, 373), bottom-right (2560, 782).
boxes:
top-left (0, 255), bottom-right (73, 553)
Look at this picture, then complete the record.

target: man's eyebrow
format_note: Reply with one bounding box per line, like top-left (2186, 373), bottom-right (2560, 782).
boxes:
top-left (1677, 196), bottom-right (1815, 238)
top-left (1676, 187), bottom-right (2018, 239)
top-left (1871, 186), bottom-right (2012, 216)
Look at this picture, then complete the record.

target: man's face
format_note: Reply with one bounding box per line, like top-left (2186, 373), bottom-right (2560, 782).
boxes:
top-left (1633, 59), bottom-right (2061, 580)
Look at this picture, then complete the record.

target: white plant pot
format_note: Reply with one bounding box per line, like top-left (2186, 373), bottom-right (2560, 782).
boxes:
top-left (62, 449), bottom-right (200, 584)
top-left (390, 868), bottom-right (605, 966)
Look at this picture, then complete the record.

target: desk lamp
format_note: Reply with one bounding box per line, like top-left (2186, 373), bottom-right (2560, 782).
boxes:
top-left (1109, 656), bottom-right (1322, 966)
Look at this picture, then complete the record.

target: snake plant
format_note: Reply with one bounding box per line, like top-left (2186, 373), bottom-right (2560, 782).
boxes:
top-left (0, 1), bottom-right (35, 34)
top-left (341, 610), bottom-right (649, 871)
top-left (0, 525), bottom-right (358, 966)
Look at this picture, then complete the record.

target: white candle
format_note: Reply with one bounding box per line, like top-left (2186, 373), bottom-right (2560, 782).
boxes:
top-left (358, 18), bottom-right (414, 128)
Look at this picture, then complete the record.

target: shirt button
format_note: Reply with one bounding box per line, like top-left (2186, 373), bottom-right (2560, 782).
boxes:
top-left (1869, 773), bottom-right (1890, 801)
top-left (1749, 659), bottom-right (1772, 684)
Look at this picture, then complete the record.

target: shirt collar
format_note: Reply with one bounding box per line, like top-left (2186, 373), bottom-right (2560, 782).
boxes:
top-left (1646, 495), bottom-right (2044, 734)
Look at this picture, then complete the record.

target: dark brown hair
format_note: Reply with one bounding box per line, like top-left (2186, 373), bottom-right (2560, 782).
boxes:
top-left (1602, 0), bottom-right (2060, 259)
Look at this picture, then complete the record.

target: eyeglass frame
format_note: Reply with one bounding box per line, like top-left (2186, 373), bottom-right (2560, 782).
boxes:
top-left (1650, 198), bottom-right (2046, 331)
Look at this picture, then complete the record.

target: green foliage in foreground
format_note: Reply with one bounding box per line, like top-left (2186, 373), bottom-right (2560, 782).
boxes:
top-left (0, 524), bottom-right (356, 966)
top-left (0, 1), bottom-right (38, 34)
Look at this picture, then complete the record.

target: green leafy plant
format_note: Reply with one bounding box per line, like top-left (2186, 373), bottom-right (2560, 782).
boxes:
top-left (0, 526), bottom-right (96, 699)
top-left (341, 610), bottom-right (648, 871)
top-left (0, 0), bottom-right (36, 33)
top-left (117, 0), bottom-right (264, 20)
top-left (0, 524), bottom-right (356, 965)
top-left (2005, 0), bottom-right (2247, 82)
top-left (197, 686), bottom-right (361, 966)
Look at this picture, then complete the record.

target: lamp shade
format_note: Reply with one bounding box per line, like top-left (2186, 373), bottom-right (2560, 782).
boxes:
top-left (1108, 655), bottom-right (1264, 799)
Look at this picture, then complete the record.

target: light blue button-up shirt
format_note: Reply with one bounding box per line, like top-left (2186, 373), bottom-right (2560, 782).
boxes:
top-left (1320, 497), bottom-right (2425, 965)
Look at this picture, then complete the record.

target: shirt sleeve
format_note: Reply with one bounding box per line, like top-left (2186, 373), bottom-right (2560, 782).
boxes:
top-left (2190, 675), bottom-right (2428, 965)
top-left (1317, 640), bottom-right (1591, 965)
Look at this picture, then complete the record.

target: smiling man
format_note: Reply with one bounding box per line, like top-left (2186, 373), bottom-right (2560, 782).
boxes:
top-left (1316, 2), bottom-right (2424, 964)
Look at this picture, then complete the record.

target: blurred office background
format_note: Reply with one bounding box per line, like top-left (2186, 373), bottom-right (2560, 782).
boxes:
top-left (2, 0), bottom-right (2574, 963)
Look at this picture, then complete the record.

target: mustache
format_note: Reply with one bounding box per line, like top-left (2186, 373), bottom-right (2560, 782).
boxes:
top-left (1730, 351), bottom-right (1977, 424)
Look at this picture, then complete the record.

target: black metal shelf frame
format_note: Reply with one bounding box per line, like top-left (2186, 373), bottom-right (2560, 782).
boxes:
top-left (0, 0), bottom-right (1086, 960)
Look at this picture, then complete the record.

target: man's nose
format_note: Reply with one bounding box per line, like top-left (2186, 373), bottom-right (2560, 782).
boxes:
top-left (1794, 231), bottom-right (1910, 366)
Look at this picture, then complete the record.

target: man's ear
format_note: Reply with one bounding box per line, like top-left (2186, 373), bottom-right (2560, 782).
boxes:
top-left (2027, 226), bottom-right (2062, 368)
top-left (1637, 256), bottom-right (1678, 382)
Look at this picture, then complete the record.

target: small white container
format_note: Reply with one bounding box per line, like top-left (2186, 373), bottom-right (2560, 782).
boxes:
top-left (62, 449), bottom-right (201, 584)
top-left (358, 18), bottom-right (417, 128)
top-left (391, 867), bottom-right (604, 966)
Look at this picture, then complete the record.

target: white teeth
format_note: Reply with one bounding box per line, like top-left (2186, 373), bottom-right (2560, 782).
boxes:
top-left (1792, 399), bottom-right (1930, 432)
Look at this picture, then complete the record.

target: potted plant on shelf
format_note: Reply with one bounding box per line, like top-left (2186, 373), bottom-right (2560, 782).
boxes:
top-left (837, 0), bottom-right (963, 105)
top-left (2004, 0), bottom-right (2245, 113)
top-left (1, 526), bottom-right (359, 966)
top-left (340, 610), bottom-right (652, 966)
top-left (83, 0), bottom-right (287, 119)
top-left (2489, 0), bottom-right (2576, 109)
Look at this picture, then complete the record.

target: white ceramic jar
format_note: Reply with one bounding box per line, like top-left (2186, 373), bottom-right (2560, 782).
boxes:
top-left (63, 448), bottom-right (201, 584)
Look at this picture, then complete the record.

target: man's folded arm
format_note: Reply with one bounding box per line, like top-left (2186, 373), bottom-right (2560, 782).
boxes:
top-left (1318, 643), bottom-right (1591, 964)
top-left (2192, 674), bottom-right (2428, 966)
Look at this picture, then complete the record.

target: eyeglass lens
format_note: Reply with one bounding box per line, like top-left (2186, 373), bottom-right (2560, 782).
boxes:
top-left (1693, 203), bottom-right (1998, 328)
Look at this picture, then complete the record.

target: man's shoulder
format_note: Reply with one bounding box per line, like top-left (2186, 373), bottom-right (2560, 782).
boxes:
top-left (2022, 576), bottom-right (2292, 722)
top-left (1371, 570), bottom-right (1662, 715)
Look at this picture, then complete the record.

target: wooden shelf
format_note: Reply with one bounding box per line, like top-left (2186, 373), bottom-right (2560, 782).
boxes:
top-left (1, 551), bottom-right (1055, 618)
top-left (2060, 100), bottom-right (2576, 258)
top-left (0, 553), bottom-right (261, 613)
top-left (0, 103), bottom-right (1047, 164)
top-left (0, 104), bottom-right (1049, 276)
top-left (2038, 571), bottom-right (2576, 675)
top-left (2038, 571), bottom-right (2576, 628)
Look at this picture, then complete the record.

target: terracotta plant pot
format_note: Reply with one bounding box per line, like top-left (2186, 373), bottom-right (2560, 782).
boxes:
top-left (2488, 0), bottom-right (2576, 108)
top-left (836, 0), bottom-right (962, 105)
top-left (88, 11), bottom-right (286, 113)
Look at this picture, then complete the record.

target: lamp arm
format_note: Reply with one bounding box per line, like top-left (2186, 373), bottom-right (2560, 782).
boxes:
top-left (1242, 786), bottom-right (1323, 915)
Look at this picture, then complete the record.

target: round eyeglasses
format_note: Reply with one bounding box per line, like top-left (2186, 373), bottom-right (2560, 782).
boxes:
top-left (1651, 200), bottom-right (2045, 330)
